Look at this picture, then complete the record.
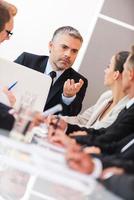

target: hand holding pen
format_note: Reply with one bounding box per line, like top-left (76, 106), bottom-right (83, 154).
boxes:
top-left (2, 82), bottom-right (17, 106)
top-left (48, 115), bottom-right (61, 137)
top-left (48, 128), bottom-right (77, 148)
top-left (47, 114), bottom-right (67, 135)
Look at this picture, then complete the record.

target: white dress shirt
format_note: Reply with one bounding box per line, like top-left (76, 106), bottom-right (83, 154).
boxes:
top-left (126, 97), bottom-right (134, 109)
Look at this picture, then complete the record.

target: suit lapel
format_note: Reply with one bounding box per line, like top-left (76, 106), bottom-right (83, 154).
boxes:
top-left (117, 106), bottom-right (127, 117)
top-left (88, 98), bottom-right (112, 126)
top-left (46, 69), bottom-right (71, 105)
top-left (37, 56), bottom-right (48, 73)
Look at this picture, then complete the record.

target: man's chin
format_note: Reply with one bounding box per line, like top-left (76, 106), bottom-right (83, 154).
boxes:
top-left (57, 65), bottom-right (70, 70)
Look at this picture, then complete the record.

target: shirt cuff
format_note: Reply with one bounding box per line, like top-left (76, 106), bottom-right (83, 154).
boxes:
top-left (62, 94), bottom-right (76, 105)
top-left (90, 158), bottom-right (103, 179)
top-left (8, 108), bottom-right (17, 119)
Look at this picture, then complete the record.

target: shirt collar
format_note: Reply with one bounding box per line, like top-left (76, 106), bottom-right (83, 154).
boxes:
top-left (126, 97), bottom-right (134, 109)
top-left (45, 59), bottom-right (65, 79)
top-left (45, 59), bottom-right (52, 75)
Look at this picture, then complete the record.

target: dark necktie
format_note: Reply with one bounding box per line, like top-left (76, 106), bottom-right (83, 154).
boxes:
top-left (49, 71), bottom-right (56, 87)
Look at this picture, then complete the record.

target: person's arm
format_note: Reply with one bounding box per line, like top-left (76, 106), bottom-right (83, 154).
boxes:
top-left (0, 103), bottom-right (15, 130)
top-left (62, 78), bottom-right (84, 106)
top-left (2, 87), bottom-right (16, 107)
top-left (74, 128), bottom-right (106, 145)
top-left (99, 153), bottom-right (134, 174)
top-left (66, 105), bottom-right (134, 147)
top-left (60, 77), bottom-right (88, 116)
top-left (63, 90), bottom-right (113, 127)
top-left (102, 174), bottom-right (134, 200)
top-left (63, 104), bottom-right (96, 127)
top-left (82, 106), bottom-right (134, 153)
top-left (94, 133), bottom-right (134, 155)
top-left (96, 114), bottom-right (134, 150)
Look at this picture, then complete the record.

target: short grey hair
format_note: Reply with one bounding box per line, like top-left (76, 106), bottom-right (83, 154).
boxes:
top-left (51, 26), bottom-right (83, 43)
top-left (126, 45), bottom-right (134, 69)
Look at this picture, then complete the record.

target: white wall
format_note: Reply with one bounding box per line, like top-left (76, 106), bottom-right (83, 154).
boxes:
top-left (0, 0), bottom-right (104, 70)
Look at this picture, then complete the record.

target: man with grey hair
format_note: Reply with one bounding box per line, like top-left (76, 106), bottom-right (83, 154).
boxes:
top-left (15, 26), bottom-right (88, 116)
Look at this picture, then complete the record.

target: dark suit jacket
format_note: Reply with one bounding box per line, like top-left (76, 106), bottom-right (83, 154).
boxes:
top-left (14, 52), bottom-right (88, 116)
top-left (102, 174), bottom-right (134, 200)
top-left (0, 103), bottom-right (15, 130)
top-left (99, 139), bottom-right (134, 174)
top-left (68, 104), bottom-right (134, 153)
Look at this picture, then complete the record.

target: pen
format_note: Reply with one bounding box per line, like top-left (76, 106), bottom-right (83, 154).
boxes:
top-left (22, 120), bottom-right (31, 135)
top-left (8, 81), bottom-right (18, 90)
top-left (50, 115), bottom-right (60, 136)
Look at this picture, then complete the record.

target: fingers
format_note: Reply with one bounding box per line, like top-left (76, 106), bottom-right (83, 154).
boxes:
top-left (49, 135), bottom-right (66, 147)
top-left (3, 87), bottom-right (16, 106)
top-left (101, 167), bottom-right (124, 179)
top-left (31, 112), bottom-right (45, 127)
top-left (48, 115), bottom-right (67, 132)
top-left (83, 146), bottom-right (101, 154)
top-left (69, 131), bottom-right (87, 137)
top-left (63, 79), bottom-right (84, 97)
top-left (66, 151), bottom-right (94, 174)
top-left (48, 125), bottom-right (59, 139)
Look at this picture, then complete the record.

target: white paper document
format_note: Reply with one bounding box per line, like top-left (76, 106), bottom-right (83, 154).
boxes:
top-left (0, 57), bottom-right (51, 111)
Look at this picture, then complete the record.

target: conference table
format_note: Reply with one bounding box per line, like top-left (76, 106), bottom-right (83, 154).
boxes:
top-left (0, 129), bottom-right (122, 200)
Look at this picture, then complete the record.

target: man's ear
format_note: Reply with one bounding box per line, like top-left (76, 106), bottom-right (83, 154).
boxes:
top-left (113, 71), bottom-right (120, 80)
top-left (48, 41), bottom-right (52, 53)
top-left (129, 68), bottom-right (134, 81)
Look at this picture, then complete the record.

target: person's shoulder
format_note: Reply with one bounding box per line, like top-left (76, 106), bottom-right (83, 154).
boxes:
top-left (69, 68), bottom-right (88, 82)
top-left (97, 90), bottom-right (112, 102)
top-left (0, 102), bottom-right (11, 111)
top-left (20, 52), bottom-right (48, 60)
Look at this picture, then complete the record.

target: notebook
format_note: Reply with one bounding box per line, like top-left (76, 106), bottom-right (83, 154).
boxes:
top-left (0, 57), bottom-right (51, 111)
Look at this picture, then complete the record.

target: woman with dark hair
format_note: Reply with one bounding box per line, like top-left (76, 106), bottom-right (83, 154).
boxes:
top-left (48, 51), bottom-right (130, 143)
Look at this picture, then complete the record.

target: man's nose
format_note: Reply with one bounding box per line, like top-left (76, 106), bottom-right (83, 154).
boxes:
top-left (64, 49), bottom-right (71, 57)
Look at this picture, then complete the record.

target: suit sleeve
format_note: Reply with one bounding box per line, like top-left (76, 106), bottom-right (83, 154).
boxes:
top-left (94, 133), bottom-right (134, 154)
top-left (77, 108), bottom-right (134, 151)
top-left (100, 155), bottom-right (134, 174)
top-left (0, 103), bottom-right (15, 130)
top-left (61, 78), bottom-right (88, 116)
top-left (102, 174), bottom-right (134, 200)
top-left (92, 109), bottom-right (134, 153)
top-left (68, 107), bottom-right (134, 151)
top-left (74, 128), bottom-right (106, 145)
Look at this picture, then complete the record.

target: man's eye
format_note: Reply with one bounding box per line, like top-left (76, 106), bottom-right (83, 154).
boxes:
top-left (62, 45), bottom-right (68, 49)
top-left (72, 49), bottom-right (78, 54)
